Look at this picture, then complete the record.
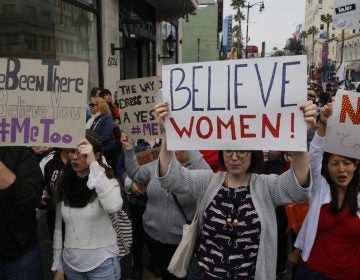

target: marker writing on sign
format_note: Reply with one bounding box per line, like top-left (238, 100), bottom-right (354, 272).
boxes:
top-left (0, 58), bottom-right (84, 93)
top-left (339, 94), bottom-right (360, 124)
top-left (168, 112), bottom-right (294, 140)
top-left (169, 61), bottom-right (300, 112)
top-left (0, 117), bottom-right (72, 144)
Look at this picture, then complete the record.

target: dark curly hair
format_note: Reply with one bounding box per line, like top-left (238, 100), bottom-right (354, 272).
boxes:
top-left (321, 152), bottom-right (359, 215)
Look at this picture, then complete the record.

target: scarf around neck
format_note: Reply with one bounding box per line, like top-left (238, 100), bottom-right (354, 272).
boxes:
top-left (62, 169), bottom-right (95, 208)
top-left (86, 112), bottom-right (101, 129)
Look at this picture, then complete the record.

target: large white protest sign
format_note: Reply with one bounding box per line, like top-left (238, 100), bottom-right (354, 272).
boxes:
top-left (162, 56), bottom-right (307, 151)
top-left (333, 0), bottom-right (360, 30)
top-left (325, 90), bottom-right (360, 159)
top-left (117, 76), bottom-right (163, 140)
top-left (0, 58), bottom-right (88, 147)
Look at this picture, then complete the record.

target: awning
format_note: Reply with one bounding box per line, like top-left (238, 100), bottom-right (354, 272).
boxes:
top-left (145, 0), bottom-right (198, 22)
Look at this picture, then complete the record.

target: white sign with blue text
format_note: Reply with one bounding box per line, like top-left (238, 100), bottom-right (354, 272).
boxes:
top-left (162, 56), bottom-right (307, 151)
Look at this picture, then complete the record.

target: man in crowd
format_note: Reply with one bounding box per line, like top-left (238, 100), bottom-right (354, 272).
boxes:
top-left (0, 146), bottom-right (44, 279)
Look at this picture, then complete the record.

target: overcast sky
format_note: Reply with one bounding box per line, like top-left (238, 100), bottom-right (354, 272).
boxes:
top-left (223, 0), bottom-right (306, 53)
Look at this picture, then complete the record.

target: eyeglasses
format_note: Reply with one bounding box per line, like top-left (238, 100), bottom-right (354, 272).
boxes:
top-left (89, 103), bottom-right (98, 108)
top-left (307, 95), bottom-right (316, 98)
top-left (223, 150), bottom-right (249, 157)
top-left (67, 149), bottom-right (86, 158)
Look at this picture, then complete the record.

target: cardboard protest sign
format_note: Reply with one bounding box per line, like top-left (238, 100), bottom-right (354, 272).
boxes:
top-left (162, 56), bottom-right (308, 151)
top-left (0, 58), bottom-right (88, 147)
top-left (333, 0), bottom-right (360, 29)
top-left (136, 147), bottom-right (160, 165)
top-left (117, 76), bottom-right (163, 140)
top-left (325, 90), bottom-right (360, 159)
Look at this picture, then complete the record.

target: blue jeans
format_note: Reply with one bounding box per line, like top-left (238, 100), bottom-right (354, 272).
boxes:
top-left (62, 256), bottom-right (120, 280)
top-left (295, 262), bottom-right (334, 280)
top-left (0, 245), bottom-right (43, 280)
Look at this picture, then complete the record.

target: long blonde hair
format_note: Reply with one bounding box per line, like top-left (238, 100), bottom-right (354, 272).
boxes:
top-left (91, 96), bottom-right (111, 116)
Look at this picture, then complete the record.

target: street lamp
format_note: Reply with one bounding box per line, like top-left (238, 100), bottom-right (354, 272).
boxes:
top-left (245, 1), bottom-right (265, 58)
top-left (120, 11), bottom-right (143, 39)
top-left (158, 32), bottom-right (177, 61)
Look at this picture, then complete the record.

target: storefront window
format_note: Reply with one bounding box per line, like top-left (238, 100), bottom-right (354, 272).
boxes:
top-left (0, 0), bottom-right (99, 91)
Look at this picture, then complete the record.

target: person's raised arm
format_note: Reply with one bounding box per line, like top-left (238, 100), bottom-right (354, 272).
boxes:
top-left (154, 102), bottom-right (173, 177)
top-left (317, 102), bottom-right (333, 137)
top-left (291, 100), bottom-right (317, 187)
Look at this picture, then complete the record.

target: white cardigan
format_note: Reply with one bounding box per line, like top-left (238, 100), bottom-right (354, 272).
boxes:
top-left (295, 132), bottom-right (360, 261)
top-left (51, 161), bottom-right (122, 272)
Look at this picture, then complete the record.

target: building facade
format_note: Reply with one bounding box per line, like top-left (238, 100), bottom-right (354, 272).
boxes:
top-left (181, 2), bottom-right (221, 63)
top-left (0, 0), bottom-right (199, 96)
top-left (304, 0), bottom-right (360, 81)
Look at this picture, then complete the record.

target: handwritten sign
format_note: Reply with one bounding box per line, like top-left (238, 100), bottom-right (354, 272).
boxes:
top-left (162, 56), bottom-right (308, 151)
top-left (325, 90), bottom-right (360, 159)
top-left (136, 147), bottom-right (160, 165)
top-left (0, 58), bottom-right (88, 147)
top-left (333, 0), bottom-right (360, 29)
top-left (117, 76), bottom-right (163, 140)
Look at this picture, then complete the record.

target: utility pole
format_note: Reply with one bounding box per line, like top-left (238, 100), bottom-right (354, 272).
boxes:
top-left (197, 38), bottom-right (200, 62)
top-left (245, 1), bottom-right (265, 59)
top-left (340, 30), bottom-right (344, 64)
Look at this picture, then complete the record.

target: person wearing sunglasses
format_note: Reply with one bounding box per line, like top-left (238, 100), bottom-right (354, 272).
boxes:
top-left (86, 96), bottom-right (118, 172)
top-left (154, 100), bottom-right (317, 280)
top-left (51, 130), bottom-right (122, 280)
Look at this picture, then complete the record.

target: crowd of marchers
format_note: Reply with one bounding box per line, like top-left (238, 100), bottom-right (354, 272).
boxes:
top-left (0, 80), bottom-right (359, 280)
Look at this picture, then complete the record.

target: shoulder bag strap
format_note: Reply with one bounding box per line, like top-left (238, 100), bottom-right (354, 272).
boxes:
top-left (172, 193), bottom-right (191, 225)
top-left (171, 172), bottom-right (220, 225)
top-left (171, 173), bottom-right (220, 225)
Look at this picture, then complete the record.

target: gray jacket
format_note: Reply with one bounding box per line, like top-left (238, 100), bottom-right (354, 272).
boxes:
top-left (124, 149), bottom-right (210, 244)
top-left (157, 153), bottom-right (312, 280)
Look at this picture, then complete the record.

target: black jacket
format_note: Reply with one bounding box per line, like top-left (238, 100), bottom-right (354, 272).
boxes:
top-left (0, 147), bottom-right (44, 258)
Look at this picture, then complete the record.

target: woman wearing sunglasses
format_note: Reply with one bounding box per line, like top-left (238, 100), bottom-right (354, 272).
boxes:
top-left (86, 96), bottom-right (118, 171)
top-left (51, 130), bottom-right (122, 280)
top-left (154, 100), bottom-right (317, 280)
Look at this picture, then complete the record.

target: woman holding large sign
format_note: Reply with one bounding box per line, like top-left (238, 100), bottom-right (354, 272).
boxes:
top-left (154, 100), bottom-right (316, 280)
top-left (120, 135), bottom-right (211, 280)
top-left (294, 102), bottom-right (360, 280)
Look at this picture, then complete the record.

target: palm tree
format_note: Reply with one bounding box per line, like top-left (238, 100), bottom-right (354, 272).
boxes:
top-left (321, 14), bottom-right (332, 81)
top-left (321, 14), bottom-right (332, 40)
top-left (299, 31), bottom-right (308, 54)
top-left (231, 0), bottom-right (246, 58)
top-left (307, 25), bottom-right (319, 65)
top-left (286, 38), bottom-right (304, 55)
top-left (233, 10), bottom-right (245, 58)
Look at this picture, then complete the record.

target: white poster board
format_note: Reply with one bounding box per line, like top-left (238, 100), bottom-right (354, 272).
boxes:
top-left (162, 56), bottom-right (308, 151)
top-left (0, 58), bottom-right (88, 147)
top-left (333, 0), bottom-right (360, 30)
top-left (117, 76), bottom-right (163, 140)
top-left (325, 90), bottom-right (360, 159)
